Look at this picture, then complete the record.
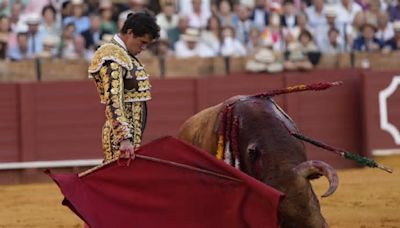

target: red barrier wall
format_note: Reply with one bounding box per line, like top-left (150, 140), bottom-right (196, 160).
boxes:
top-left (362, 71), bottom-right (400, 154)
top-left (0, 84), bottom-right (19, 162)
top-left (19, 82), bottom-right (105, 161)
top-left (144, 79), bottom-right (197, 141)
top-left (195, 75), bottom-right (286, 110)
top-left (1, 69), bottom-right (400, 181)
top-left (284, 70), bottom-right (363, 168)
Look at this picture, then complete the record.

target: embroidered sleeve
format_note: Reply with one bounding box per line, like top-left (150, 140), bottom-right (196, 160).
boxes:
top-left (100, 62), bottom-right (132, 143)
top-left (132, 102), bottom-right (144, 148)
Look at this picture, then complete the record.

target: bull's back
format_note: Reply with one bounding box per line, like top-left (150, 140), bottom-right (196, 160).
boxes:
top-left (177, 103), bottom-right (222, 154)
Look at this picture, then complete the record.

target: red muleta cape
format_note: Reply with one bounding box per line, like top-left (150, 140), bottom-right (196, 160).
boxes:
top-left (48, 136), bottom-right (283, 228)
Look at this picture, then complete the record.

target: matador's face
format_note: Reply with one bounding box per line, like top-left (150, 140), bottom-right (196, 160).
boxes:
top-left (125, 31), bottom-right (153, 56)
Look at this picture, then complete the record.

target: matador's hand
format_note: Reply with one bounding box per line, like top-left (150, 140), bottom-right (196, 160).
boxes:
top-left (119, 139), bottom-right (135, 159)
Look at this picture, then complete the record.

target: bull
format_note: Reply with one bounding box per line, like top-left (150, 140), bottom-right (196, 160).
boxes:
top-left (177, 94), bottom-right (338, 228)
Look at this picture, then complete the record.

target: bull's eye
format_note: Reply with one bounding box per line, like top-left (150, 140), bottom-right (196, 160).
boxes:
top-left (248, 147), bottom-right (260, 163)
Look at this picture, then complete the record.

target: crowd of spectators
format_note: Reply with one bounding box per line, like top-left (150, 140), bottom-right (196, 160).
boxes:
top-left (0, 0), bottom-right (400, 71)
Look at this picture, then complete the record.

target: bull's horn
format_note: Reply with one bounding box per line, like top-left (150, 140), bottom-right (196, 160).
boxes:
top-left (293, 160), bottom-right (339, 198)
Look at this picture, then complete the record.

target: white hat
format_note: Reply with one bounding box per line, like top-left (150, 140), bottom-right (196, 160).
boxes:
top-left (71, 0), bottom-right (84, 5)
top-left (43, 35), bottom-right (59, 46)
top-left (181, 28), bottom-right (200, 42)
top-left (246, 60), bottom-right (268, 72)
top-left (15, 23), bottom-right (28, 34)
top-left (254, 48), bottom-right (276, 64)
top-left (393, 21), bottom-right (400, 31)
top-left (101, 34), bottom-right (114, 43)
top-left (241, 0), bottom-right (255, 8)
top-left (324, 6), bottom-right (337, 18)
top-left (25, 13), bottom-right (41, 25)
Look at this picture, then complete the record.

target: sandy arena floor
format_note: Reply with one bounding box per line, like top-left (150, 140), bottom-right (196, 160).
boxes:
top-left (0, 155), bottom-right (399, 228)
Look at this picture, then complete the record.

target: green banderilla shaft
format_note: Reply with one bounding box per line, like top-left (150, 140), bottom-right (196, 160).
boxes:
top-left (291, 132), bottom-right (393, 173)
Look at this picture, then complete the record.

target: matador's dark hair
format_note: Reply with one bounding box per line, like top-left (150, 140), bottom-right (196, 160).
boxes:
top-left (121, 12), bottom-right (160, 40)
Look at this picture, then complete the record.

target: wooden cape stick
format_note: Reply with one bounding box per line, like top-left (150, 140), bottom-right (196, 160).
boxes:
top-left (78, 154), bottom-right (242, 182)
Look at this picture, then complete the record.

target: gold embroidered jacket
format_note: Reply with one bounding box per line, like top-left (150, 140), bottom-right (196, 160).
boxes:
top-left (88, 41), bottom-right (151, 160)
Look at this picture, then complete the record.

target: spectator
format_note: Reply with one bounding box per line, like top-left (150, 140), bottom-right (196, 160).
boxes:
top-left (167, 14), bottom-right (189, 48)
top-left (86, 0), bottom-right (99, 15)
top-left (8, 24), bottom-right (29, 60)
top-left (388, 1), bottom-right (400, 22)
top-left (281, 0), bottom-right (298, 29)
top-left (314, 6), bottom-right (342, 50)
top-left (0, 0), bottom-right (10, 16)
top-left (335, 0), bottom-right (362, 33)
top-left (220, 25), bottom-right (247, 57)
top-left (305, 0), bottom-right (328, 48)
top-left (156, 2), bottom-right (179, 37)
top-left (178, 0), bottom-right (210, 16)
top-left (249, 0), bottom-right (269, 29)
top-left (175, 27), bottom-right (214, 58)
top-left (99, 0), bottom-right (118, 34)
top-left (346, 11), bottom-right (366, 49)
top-left (283, 12), bottom-right (311, 45)
top-left (200, 15), bottom-right (222, 56)
top-left (321, 27), bottom-right (346, 53)
top-left (119, 0), bottom-right (148, 19)
top-left (147, 0), bottom-right (162, 14)
top-left (61, 0), bottom-right (72, 19)
top-left (217, 0), bottom-right (235, 27)
top-left (260, 13), bottom-right (284, 51)
top-left (382, 21), bottom-right (400, 51)
top-left (152, 38), bottom-right (174, 57)
top-left (40, 4), bottom-right (61, 37)
top-left (298, 29), bottom-right (319, 52)
top-left (26, 13), bottom-right (45, 57)
top-left (233, 4), bottom-right (255, 44)
top-left (0, 15), bottom-right (10, 59)
top-left (305, 0), bottom-right (327, 31)
top-left (352, 23), bottom-right (383, 51)
top-left (9, 2), bottom-right (24, 30)
top-left (284, 29), bottom-right (318, 71)
top-left (37, 35), bottom-right (58, 58)
top-left (187, 0), bottom-right (211, 29)
top-left (81, 14), bottom-right (108, 52)
top-left (246, 26), bottom-right (263, 55)
top-left (364, 0), bottom-right (381, 26)
top-left (58, 22), bottom-right (84, 59)
top-left (375, 11), bottom-right (394, 43)
top-left (63, 0), bottom-right (90, 35)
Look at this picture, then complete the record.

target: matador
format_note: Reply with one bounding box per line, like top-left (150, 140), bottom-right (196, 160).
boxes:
top-left (87, 12), bottom-right (160, 161)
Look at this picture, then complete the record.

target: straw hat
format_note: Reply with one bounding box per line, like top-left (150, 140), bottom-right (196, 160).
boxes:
top-left (43, 35), bottom-right (59, 46)
top-left (254, 48), bottom-right (276, 64)
top-left (324, 6), bottom-right (337, 18)
top-left (15, 23), bottom-right (28, 34)
top-left (101, 33), bottom-right (114, 44)
top-left (71, 0), bottom-right (84, 5)
top-left (181, 28), bottom-right (200, 42)
top-left (246, 60), bottom-right (268, 72)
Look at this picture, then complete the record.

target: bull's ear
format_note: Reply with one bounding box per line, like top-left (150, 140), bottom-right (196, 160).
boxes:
top-left (247, 143), bottom-right (260, 163)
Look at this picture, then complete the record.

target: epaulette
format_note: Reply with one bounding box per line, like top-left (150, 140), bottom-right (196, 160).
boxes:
top-left (88, 43), bottom-right (133, 74)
